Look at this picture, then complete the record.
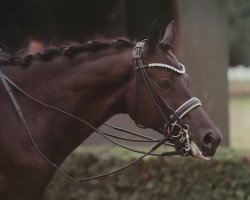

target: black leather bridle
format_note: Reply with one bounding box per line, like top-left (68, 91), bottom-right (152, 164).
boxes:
top-left (133, 40), bottom-right (202, 155)
top-left (0, 40), bottom-right (202, 182)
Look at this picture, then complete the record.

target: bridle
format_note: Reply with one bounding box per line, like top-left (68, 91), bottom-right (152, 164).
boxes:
top-left (133, 40), bottom-right (201, 155)
top-left (0, 40), bottom-right (202, 182)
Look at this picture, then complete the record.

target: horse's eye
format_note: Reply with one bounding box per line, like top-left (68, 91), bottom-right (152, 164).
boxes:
top-left (158, 78), bottom-right (170, 90)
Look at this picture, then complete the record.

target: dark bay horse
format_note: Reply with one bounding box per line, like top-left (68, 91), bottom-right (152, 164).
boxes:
top-left (0, 21), bottom-right (222, 199)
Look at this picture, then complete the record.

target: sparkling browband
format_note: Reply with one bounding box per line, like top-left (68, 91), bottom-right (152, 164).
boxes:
top-left (133, 40), bottom-right (186, 74)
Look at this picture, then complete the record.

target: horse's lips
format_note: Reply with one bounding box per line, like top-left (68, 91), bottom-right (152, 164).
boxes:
top-left (190, 141), bottom-right (211, 160)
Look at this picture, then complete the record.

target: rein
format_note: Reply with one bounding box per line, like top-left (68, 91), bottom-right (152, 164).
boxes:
top-left (0, 40), bottom-right (202, 182)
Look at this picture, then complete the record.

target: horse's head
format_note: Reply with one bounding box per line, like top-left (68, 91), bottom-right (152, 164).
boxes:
top-left (125, 21), bottom-right (222, 159)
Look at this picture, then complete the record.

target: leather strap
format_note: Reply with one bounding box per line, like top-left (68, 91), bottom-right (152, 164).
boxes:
top-left (175, 97), bottom-right (202, 119)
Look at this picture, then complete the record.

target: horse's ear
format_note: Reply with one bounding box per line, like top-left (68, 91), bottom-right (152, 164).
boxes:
top-left (148, 19), bottom-right (162, 53)
top-left (160, 20), bottom-right (176, 49)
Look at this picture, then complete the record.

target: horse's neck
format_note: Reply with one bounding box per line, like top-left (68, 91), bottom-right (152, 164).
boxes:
top-left (1, 50), bottom-right (133, 164)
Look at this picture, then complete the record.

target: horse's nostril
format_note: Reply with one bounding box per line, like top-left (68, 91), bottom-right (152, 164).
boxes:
top-left (203, 133), bottom-right (214, 149)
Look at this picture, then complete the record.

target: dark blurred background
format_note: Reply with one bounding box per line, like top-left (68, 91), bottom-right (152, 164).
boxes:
top-left (2, 0), bottom-right (250, 66)
top-left (0, 0), bottom-right (175, 51)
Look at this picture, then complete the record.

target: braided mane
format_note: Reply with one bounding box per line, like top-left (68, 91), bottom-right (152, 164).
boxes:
top-left (0, 38), bottom-right (134, 67)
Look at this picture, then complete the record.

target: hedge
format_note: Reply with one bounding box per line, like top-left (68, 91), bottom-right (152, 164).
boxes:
top-left (44, 147), bottom-right (250, 200)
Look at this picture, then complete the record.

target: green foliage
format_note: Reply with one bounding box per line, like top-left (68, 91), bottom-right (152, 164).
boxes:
top-left (44, 148), bottom-right (250, 200)
top-left (229, 0), bottom-right (250, 66)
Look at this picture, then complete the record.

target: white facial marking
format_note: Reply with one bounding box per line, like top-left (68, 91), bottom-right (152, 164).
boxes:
top-left (190, 141), bottom-right (211, 160)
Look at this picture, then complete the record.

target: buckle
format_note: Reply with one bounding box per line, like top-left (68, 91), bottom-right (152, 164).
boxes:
top-left (132, 41), bottom-right (146, 59)
top-left (132, 48), bottom-right (142, 59)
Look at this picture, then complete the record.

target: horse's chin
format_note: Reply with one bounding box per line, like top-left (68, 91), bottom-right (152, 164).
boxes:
top-left (190, 141), bottom-right (211, 160)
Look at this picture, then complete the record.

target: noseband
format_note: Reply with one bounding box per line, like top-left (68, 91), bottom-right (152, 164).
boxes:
top-left (133, 40), bottom-right (202, 155)
top-left (0, 40), bottom-right (202, 182)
